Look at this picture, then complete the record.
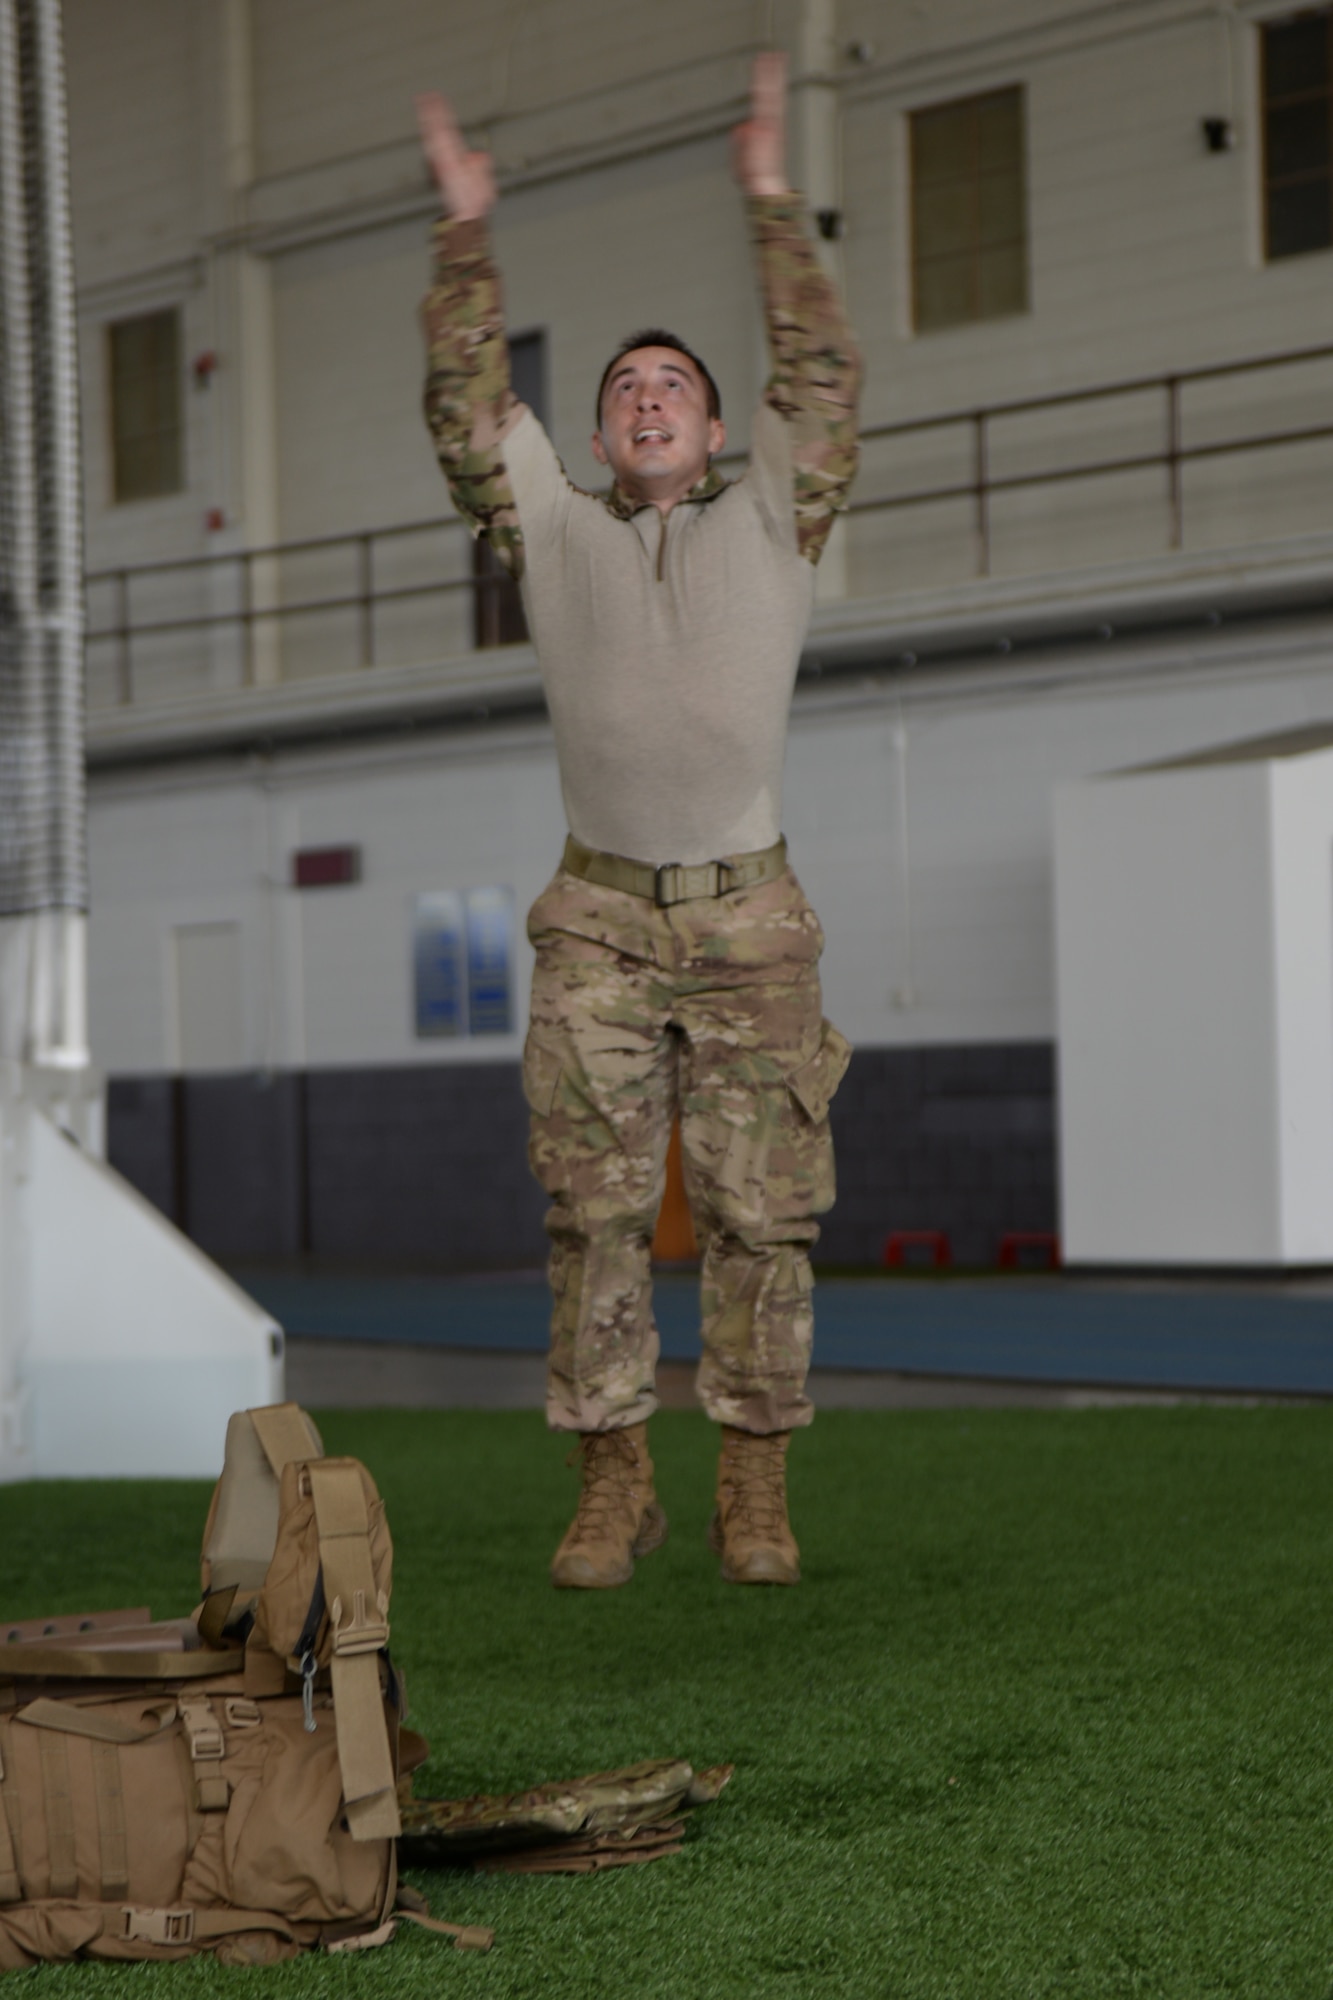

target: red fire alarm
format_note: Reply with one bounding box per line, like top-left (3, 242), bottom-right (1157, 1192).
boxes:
top-left (292, 845), bottom-right (361, 889)
top-left (193, 350), bottom-right (219, 386)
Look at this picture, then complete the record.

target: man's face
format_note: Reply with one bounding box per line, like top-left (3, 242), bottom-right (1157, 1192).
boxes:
top-left (591, 347), bottom-right (726, 508)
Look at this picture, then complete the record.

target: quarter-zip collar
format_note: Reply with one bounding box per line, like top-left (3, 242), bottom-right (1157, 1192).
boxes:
top-left (602, 463), bottom-right (729, 523)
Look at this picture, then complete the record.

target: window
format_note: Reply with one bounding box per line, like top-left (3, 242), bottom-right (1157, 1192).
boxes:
top-left (1262, 7), bottom-right (1332, 260)
top-left (107, 307), bottom-right (183, 502)
top-left (910, 86), bottom-right (1028, 333)
top-left (473, 328), bottom-right (546, 648)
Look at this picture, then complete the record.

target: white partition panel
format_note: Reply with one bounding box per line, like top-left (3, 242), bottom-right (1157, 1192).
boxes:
top-left (0, 1072), bottom-right (283, 1479)
top-left (1055, 729), bottom-right (1333, 1267)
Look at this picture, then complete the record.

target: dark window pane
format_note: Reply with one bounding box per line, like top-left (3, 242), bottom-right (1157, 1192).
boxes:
top-left (977, 89), bottom-right (1023, 174)
top-left (916, 254), bottom-right (975, 330)
top-left (109, 307), bottom-right (183, 502)
top-left (1266, 97), bottom-right (1330, 177)
top-left (114, 439), bottom-right (155, 502)
top-left (155, 426), bottom-right (183, 494)
top-left (978, 242), bottom-right (1028, 319)
top-left (1265, 14), bottom-right (1329, 100)
top-left (916, 180), bottom-right (976, 257)
top-left (912, 102), bottom-right (974, 186)
top-left (471, 536), bottom-right (527, 648)
top-left (979, 171), bottom-right (1025, 246)
top-left (1267, 173), bottom-right (1333, 256)
top-left (911, 86), bottom-right (1027, 333)
top-left (508, 329), bottom-right (547, 424)
top-left (114, 372), bottom-right (156, 441)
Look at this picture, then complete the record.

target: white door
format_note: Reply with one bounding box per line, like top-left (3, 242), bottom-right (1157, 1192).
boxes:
top-left (173, 922), bottom-right (244, 1070)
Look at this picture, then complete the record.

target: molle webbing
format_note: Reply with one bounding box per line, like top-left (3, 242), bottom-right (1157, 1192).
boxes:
top-left (91, 1743), bottom-right (128, 1902)
top-left (12, 1700), bottom-right (177, 1905)
top-left (178, 1699), bottom-right (228, 1811)
top-left (37, 1731), bottom-right (76, 1898)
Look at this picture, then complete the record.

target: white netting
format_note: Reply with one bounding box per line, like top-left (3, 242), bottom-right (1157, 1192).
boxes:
top-left (0, 0), bottom-right (85, 917)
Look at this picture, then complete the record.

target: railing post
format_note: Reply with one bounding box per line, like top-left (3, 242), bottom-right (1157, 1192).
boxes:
top-left (1165, 375), bottom-right (1183, 549)
top-left (358, 532), bottom-right (374, 668)
top-left (239, 548), bottom-right (254, 686)
top-left (972, 411), bottom-right (991, 577)
top-left (115, 569), bottom-right (132, 706)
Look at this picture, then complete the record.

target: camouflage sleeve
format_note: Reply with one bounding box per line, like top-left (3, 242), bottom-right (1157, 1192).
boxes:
top-left (749, 195), bottom-right (862, 565)
top-left (422, 215), bottom-right (525, 579)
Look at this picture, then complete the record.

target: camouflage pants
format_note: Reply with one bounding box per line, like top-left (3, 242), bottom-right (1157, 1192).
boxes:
top-left (523, 864), bottom-right (851, 1436)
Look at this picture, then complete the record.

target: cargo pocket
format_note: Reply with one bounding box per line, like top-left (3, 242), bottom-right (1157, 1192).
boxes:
top-left (784, 1021), bottom-right (851, 1217)
top-left (786, 1021), bottom-right (852, 1126)
top-left (521, 1034), bottom-right (563, 1119)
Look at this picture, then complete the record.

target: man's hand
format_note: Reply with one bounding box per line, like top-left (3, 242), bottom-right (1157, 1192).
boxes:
top-left (731, 52), bottom-right (790, 198)
top-left (416, 91), bottom-right (496, 221)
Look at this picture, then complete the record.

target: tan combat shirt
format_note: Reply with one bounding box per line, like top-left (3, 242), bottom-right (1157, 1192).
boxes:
top-left (423, 197), bottom-right (860, 868)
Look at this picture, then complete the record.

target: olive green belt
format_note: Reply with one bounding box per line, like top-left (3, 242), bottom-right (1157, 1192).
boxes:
top-left (561, 834), bottom-right (788, 908)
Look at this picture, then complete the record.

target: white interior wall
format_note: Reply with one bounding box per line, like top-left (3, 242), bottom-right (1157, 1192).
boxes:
top-left (250, 0), bottom-right (758, 181)
top-left (86, 620), bottom-right (1333, 1073)
top-left (69, 0), bottom-right (1333, 611)
top-left (64, 0), bottom-right (202, 283)
top-left (840, 9), bottom-right (1333, 597)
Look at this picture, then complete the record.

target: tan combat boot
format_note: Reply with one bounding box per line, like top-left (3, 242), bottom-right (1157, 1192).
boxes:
top-left (708, 1426), bottom-right (800, 1586)
top-left (550, 1422), bottom-right (669, 1589)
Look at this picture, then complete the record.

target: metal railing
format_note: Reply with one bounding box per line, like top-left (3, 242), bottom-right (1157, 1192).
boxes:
top-left (846, 341), bottom-right (1333, 577)
top-left (86, 339), bottom-right (1333, 708)
top-left (87, 515), bottom-right (495, 708)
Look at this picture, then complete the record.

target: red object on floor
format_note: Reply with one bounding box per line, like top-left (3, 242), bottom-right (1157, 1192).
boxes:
top-left (883, 1230), bottom-right (951, 1269)
top-left (997, 1231), bottom-right (1061, 1270)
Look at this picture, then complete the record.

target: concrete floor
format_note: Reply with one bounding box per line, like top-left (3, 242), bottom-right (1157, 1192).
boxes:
top-left (285, 1337), bottom-right (1314, 1412)
top-left (246, 1260), bottom-right (1333, 1411)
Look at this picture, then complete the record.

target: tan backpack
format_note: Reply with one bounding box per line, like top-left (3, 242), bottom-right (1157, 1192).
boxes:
top-left (0, 1403), bottom-right (490, 1969)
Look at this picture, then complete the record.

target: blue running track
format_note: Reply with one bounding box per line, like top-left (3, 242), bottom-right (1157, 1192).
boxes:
top-left (230, 1269), bottom-right (1333, 1397)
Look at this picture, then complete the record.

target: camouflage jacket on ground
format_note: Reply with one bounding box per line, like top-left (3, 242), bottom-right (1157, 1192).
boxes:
top-left (422, 195), bottom-right (861, 574)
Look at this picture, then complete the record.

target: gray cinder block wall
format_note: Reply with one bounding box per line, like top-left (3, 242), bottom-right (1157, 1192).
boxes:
top-left (107, 1043), bottom-right (1056, 1271)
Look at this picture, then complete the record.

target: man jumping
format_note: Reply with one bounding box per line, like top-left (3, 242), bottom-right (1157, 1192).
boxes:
top-left (418, 54), bottom-right (860, 1589)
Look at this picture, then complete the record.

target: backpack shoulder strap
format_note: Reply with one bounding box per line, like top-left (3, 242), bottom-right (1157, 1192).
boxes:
top-left (306, 1461), bottom-right (399, 1842)
top-left (248, 1405), bottom-right (324, 1479)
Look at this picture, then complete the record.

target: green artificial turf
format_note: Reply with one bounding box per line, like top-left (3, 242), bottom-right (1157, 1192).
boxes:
top-left (2, 1406), bottom-right (1332, 1998)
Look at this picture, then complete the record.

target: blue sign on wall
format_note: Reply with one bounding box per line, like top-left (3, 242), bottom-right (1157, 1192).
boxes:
top-left (465, 886), bottom-right (515, 1036)
top-left (413, 891), bottom-right (466, 1037)
top-left (413, 886), bottom-right (515, 1038)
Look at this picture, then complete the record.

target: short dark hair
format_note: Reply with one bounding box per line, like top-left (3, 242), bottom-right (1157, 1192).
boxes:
top-left (595, 328), bottom-right (722, 425)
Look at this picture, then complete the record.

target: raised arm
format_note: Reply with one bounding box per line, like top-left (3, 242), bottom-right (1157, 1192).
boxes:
top-left (417, 93), bottom-right (525, 577)
top-left (733, 56), bottom-right (862, 565)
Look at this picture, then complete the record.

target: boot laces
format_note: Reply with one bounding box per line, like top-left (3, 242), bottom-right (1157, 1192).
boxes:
top-left (567, 1430), bottom-right (641, 1534)
top-left (724, 1435), bottom-right (789, 1538)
